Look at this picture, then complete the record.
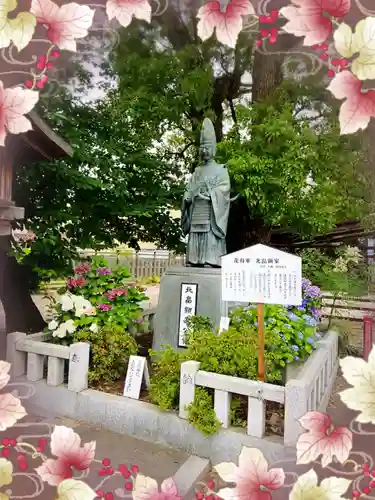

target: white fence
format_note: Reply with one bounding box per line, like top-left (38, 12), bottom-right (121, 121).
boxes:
top-left (6, 331), bottom-right (90, 392)
top-left (179, 331), bottom-right (338, 447)
top-left (5, 308), bottom-right (157, 391)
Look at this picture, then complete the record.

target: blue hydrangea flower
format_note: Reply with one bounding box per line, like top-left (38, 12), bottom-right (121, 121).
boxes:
top-left (298, 332), bottom-right (303, 340)
top-left (315, 333), bottom-right (321, 340)
top-left (292, 345), bottom-right (299, 352)
top-left (287, 312), bottom-right (299, 322)
top-left (302, 278), bottom-right (311, 289)
top-left (268, 318), bottom-right (276, 324)
top-left (305, 285), bottom-right (321, 298)
top-left (302, 298), bottom-right (309, 307)
top-left (305, 317), bottom-right (317, 327)
top-left (280, 334), bottom-right (286, 341)
top-left (307, 337), bottom-right (315, 345)
top-left (285, 324), bottom-right (292, 329)
top-left (294, 356), bottom-right (299, 361)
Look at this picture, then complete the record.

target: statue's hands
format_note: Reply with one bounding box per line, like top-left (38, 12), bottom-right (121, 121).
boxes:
top-left (198, 187), bottom-right (210, 200)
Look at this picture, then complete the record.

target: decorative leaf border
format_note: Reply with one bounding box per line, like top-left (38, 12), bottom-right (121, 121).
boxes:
top-left (1, 0), bottom-right (375, 144)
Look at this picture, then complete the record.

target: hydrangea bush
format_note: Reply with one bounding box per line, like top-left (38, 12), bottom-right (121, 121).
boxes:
top-left (47, 256), bottom-right (148, 342)
top-left (231, 277), bottom-right (323, 367)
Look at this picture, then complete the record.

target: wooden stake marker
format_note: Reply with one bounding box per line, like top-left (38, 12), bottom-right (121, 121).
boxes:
top-left (257, 303), bottom-right (265, 382)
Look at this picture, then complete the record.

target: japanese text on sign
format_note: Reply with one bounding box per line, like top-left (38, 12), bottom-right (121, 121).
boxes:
top-left (123, 356), bottom-right (148, 400)
top-left (178, 283), bottom-right (198, 347)
top-left (221, 244), bottom-right (302, 306)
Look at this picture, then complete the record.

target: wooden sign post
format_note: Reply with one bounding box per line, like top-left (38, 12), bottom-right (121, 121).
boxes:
top-left (257, 303), bottom-right (265, 382)
top-left (221, 244), bottom-right (302, 382)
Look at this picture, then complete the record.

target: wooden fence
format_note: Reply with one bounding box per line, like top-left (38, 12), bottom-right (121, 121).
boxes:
top-left (321, 293), bottom-right (375, 322)
top-left (79, 250), bottom-right (186, 280)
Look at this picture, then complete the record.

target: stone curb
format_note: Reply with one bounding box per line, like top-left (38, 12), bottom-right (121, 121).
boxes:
top-left (18, 377), bottom-right (295, 465)
top-left (174, 455), bottom-right (211, 499)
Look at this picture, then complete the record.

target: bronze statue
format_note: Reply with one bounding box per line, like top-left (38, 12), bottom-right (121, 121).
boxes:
top-left (181, 118), bottom-right (231, 267)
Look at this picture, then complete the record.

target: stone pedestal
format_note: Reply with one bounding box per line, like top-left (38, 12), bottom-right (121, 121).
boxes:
top-left (152, 266), bottom-right (224, 351)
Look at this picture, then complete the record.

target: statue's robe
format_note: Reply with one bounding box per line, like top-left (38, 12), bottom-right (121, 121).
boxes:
top-left (181, 163), bottom-right (230, 266)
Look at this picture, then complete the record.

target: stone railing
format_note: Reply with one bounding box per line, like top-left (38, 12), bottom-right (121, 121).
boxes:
top-left (6, 331), bottom-right (90, 392)
top-left (5, 308), bottom-right (156, 391)
top-left (289, 330), bottom-right (339, 416)
top-left (179, 331), bottom-right (338, 447)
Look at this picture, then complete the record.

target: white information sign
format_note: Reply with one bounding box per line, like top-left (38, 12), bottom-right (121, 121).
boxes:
top-left (123, 356), bottom-right (150, 400)
top-left (221, 244), bottom-right (302, 306)
top-left (178, 283), bottom-right (198, 347)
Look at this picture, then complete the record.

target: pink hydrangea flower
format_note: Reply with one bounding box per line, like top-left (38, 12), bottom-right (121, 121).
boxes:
top-left (98, 303), bottom-right (112, 312)
top-left (97, 267), bottom-right (112, 276)
top-left (107, 288), bottom-right (129, 300)
top-left (74, 262), bottom-right (91, 275)
top-left (67, 277), bottom-right (87, 289)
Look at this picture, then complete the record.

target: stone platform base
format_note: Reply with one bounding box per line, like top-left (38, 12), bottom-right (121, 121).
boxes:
top-left (152, 266), bottom-right (223, 351)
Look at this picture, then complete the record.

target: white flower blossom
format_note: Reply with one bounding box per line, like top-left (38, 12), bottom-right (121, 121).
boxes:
top-left (72, 295), bottom-right (95, 317)
top-left (48, 320), bottom-right (58, 331)
top-left (343, 246), bottom-right (362, 265)
top-left (89, 323), bottom-right (98, 333)
top-left (52, 319), bottom-right (77, 338)
top-left (333, 257), bottom-right (348, 273)
top-left (60, 294), bottom-right (74, 312)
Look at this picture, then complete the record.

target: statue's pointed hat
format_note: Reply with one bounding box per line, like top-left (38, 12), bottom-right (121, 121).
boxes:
top-left (200, 118), bottom-right (217, 147)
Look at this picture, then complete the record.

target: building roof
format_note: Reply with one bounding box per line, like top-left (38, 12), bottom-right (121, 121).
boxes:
top-left (5, 111), bottom-right (72, 170)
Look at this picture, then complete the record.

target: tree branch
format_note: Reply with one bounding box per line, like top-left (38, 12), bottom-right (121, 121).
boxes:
top-left (228, 98), bottom-right (237, 124)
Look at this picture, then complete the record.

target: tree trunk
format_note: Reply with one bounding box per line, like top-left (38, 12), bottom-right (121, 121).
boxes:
top-left (226, 29), bottom-right (301, 251)
top-left (227, 51), bottom-right (284, 251)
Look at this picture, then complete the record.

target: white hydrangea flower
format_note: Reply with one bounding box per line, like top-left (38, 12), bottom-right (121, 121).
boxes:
top-left (52, 319), bottom-right (77, 338)
top-left (65, 319), bottom-right (77, 334)
top-left (48, 320), bottom-right (58, 331)
top-left (60, 294), bottom-right (74, 312)
top-left (72, 295), bottom-right (95, 317)
top-left (53, 325), bottom-right (67, 338)
top-left (89, 323), bottom-right (98, 332)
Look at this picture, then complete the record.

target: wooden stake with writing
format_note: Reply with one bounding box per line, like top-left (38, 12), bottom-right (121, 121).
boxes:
top-left (257, 302), bottom-right (265, 382)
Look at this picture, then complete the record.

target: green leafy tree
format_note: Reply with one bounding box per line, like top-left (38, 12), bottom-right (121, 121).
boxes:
top-left (111, 12), bottom-right (373, 248)
top-left (14, 85), bottom-right (185, 285)
top-left (218, 86), bottom-right (371, 243)
top-left (14, 3), bottom-right (374, 295)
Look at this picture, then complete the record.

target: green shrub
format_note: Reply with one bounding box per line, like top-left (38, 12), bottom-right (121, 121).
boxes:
top-left (187, 388), bottom-right (221, 436)
top-left (148, 345), bottom-right (187, 410)
top-left (299, 246), bottom-right (369, 295)
top-left (298, 248), bottom-right (333, 284)
top-left (73, 325), bottom-right (138, 385)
